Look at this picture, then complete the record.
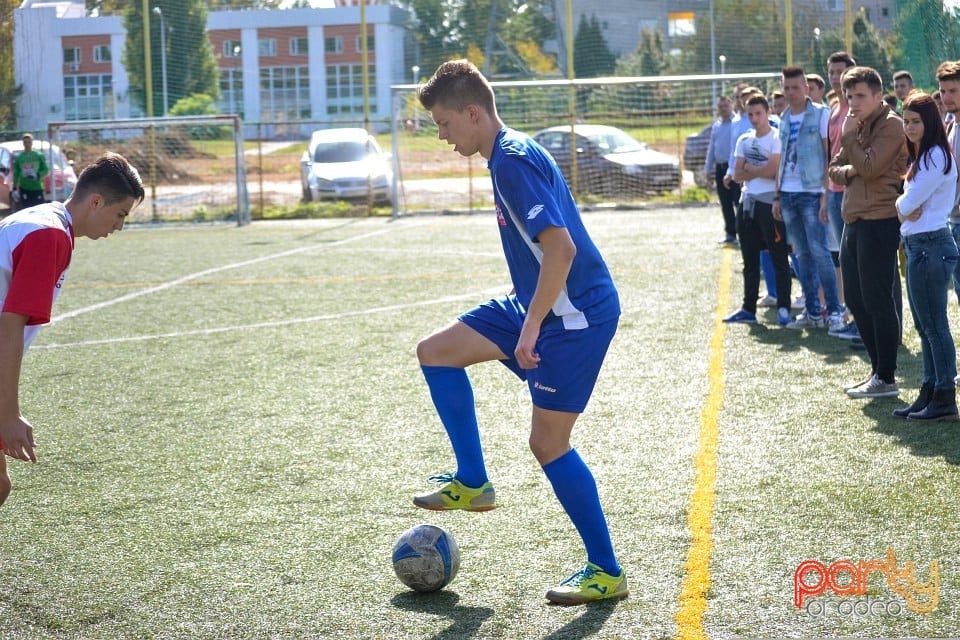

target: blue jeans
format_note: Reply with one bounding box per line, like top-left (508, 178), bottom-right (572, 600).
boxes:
top-left (949, 221), bottom-right (960, 304)
top-left (903, 228), bottom-right (959, 390)
top-left (780, 191), bottom-right (842, 316)
top-left (827, 190), bottom-right (844, 253)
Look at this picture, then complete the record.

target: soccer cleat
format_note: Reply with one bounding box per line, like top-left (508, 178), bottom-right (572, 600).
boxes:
top-left (846, 375), bottom-right (899, 399)
top-left (412, 473), bottom-right (496, 512)
top-left (722, 309), bottom-right (757, 324)
top-left (546, 562), bottom-right (629, 605)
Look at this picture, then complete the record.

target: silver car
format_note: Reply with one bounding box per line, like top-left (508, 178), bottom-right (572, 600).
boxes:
top-left (299, 128), bottom-right (393, 205)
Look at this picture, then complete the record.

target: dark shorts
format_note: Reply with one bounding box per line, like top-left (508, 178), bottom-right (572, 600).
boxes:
top-left (459, 295), bottom-right (618, 413)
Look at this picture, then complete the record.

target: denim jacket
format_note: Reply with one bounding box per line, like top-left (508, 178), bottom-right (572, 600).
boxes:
top-left (777, 99), bottom-right (827, 191)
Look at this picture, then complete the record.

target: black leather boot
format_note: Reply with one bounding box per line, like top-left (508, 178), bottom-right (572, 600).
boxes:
top-left (893, 383), bottom-right (934, 418)
top-left (908, 387), bottom-right (960, 421)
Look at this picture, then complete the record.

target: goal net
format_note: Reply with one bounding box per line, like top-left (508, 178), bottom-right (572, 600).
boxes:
top-left (48, 114), bottom-right (251, 225)
top-left (389, 73), bottom-right (780, 214)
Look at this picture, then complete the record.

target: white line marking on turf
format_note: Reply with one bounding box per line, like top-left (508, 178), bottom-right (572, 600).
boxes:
top-left (34, 286), bottom-right (508, 350)
top-left (50, 223), bottom-right (417, 324)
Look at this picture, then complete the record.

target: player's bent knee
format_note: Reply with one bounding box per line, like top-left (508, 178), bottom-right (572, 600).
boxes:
top-left (529, 434), bottom-right (569, 466)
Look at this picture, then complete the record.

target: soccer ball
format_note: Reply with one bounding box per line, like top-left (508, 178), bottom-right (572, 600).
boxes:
top-left (391, 524), bottom-right (460, 592)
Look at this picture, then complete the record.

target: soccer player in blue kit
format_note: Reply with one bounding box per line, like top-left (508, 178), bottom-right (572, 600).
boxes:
top-left (412, 60), bottom-right (628, 605)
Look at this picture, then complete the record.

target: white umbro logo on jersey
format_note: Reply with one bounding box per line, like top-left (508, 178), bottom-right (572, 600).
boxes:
top-left (527, 204), bottom-right (545, 220)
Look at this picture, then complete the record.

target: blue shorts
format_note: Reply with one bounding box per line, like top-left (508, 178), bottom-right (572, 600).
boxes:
top-left (459, 295), bottom-right (618, 413)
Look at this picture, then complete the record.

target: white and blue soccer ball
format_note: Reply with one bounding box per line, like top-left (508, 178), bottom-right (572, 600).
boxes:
top-left (392, 524), bottom-right (460, 592)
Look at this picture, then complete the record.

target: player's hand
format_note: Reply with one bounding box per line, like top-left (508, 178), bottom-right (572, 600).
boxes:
top-left (0, 414), bottom-right (37, 463)
top-left (514, 322), bottom-right (541, 370)
top-left (772, 200), bottom-right (782, 221)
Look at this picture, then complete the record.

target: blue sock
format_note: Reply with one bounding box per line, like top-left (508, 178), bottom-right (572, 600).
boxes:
top-left (760, 250), bottom-right (777, 297)
top-left (542, 449), bottom-right (620, 576)
top-left (420, 365), bottom-right (488, 488)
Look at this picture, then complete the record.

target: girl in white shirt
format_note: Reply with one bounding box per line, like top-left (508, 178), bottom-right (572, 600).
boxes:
top-left (894, 91), bottom-right (960, 421)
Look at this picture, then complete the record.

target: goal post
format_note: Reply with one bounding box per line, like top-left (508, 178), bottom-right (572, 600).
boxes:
top-left (48, 114), bottom-right (251, 226)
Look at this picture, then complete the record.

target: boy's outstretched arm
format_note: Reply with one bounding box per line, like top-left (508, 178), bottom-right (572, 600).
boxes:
top-left (0, 312), bottom-right (36, 463)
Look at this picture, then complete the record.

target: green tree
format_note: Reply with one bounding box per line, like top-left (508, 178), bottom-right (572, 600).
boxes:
top-left (0, 0), bottom-right (18, 130)
top-left (122, 0), bottom-right (219, 116)
top-left (403, 0), bottom-right (556, 79)
top-left (849, 9), bottom-right (892, 83)
top-left (573, 14), bottom-right (615, 78)
top-left (677, 0), bottom-right (785, 74)
top-left (889, 0), bottom-right (960, 89)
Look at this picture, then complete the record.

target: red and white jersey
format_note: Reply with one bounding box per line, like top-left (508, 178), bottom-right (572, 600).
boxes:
top-left (0, 203), bottom-right (74, 348)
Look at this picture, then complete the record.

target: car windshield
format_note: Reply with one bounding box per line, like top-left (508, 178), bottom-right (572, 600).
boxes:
top-left (313, 141), bottom-right (371, 164)
top-left (586, 130), bottom-right (646, 154)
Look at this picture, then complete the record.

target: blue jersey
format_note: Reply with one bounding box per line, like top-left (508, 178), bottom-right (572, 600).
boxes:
top-left (487, 128), bottom-right (620, 330)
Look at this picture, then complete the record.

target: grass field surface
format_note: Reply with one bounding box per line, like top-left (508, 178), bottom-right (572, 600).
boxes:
top-left (1, 209), bottom-right (957, 639)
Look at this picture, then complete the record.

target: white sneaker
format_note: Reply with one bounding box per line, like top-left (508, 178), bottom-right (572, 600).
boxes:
top-left (786, 311), bottom-right (826, 329)
top-left (757, 294), bottom-right (777, 308)
top-left (826, 312), bottom-right (846, 332)
top-left (846, 375), bottom-right (899, 399)
top-left (791, 295), bottom-right (805, 310)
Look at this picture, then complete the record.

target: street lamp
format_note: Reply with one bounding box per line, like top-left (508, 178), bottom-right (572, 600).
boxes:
top-left (411, 65), bottom-right (420, 131)
top-left (718, 54), bottom-right (726, 96)
top-left (153, 6), bottom-right (168, 116)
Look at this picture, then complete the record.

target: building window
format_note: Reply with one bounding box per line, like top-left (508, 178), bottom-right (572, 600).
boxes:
top-left (260, 66), bottom-right (310, 121)
top-left (355, 34), bottom-right (375, 53)
top-left (258, 38), bottom-right (277, 57)
top-left (325, 36), bottom-right (343, 54)
top-left (218, 69), bottom-right (244, 120)
top-left (64, 74), bottom-right (113, 120)
top-left (63, 47), bottom-right (81, 69)
top-left (93, 45), bottom-right (111, 63)
top-left (223, 40), bottom-right (242, 58)
top-left (325, 64), bottom-right (376, 115)
top-left (290, 37), bottom-right (308, 56)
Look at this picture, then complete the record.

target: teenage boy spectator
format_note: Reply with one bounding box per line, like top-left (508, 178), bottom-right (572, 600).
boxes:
top-left (723, 95), bottom-right (791, 325)
top-left (725, 87), bottom-right (781, 305)
top-left (893, 70), bottom-right (915, 106)
top-left (884, 94), bottom-right (900, 111)
top-left (771, 90), bottom-right (787, 116)
top-left (12, 134), bottom-right (49, 210)
top-left (828, 67), bottom-right (908, 399)
top-left (937, 60), bottom-right (960, 304)
top-left (705, 95), bottom-right (738, 244)
top-left (825, 51), bottom-right (858, 340)
top-left (774, 66), bottom-right (843, 331)
top-left (807, 74), bottom-right (827, 104)
top-left (0, 152), bottom-right (145, 506)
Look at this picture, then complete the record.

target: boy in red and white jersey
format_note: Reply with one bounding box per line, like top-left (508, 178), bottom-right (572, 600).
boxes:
top-left (0, 152), bottom-right (144, 506)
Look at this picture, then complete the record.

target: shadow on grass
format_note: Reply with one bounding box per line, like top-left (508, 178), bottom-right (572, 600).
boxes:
top-left (391, 590), bottom-right (493, 640)
top-left (864, 400), bottom-right (960, 465)
top-left (542, 597), bottom-right (621, 640)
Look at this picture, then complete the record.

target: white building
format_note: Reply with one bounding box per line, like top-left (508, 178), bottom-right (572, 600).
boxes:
top-left (13, 0), bottom-right (409, 136)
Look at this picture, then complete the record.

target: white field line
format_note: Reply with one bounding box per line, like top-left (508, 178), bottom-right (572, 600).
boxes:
top-left (50, 223), bottom-right (417, 324)
top-left (34, 286), bottom-right (508, 350)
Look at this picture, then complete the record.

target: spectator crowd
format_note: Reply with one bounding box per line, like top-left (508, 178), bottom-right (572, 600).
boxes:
top-left (704, 53), bottom-right (960, 419)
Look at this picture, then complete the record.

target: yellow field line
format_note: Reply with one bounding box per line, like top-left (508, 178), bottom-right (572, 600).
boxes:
top-left (674, 247), bottom-right (732, 640)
